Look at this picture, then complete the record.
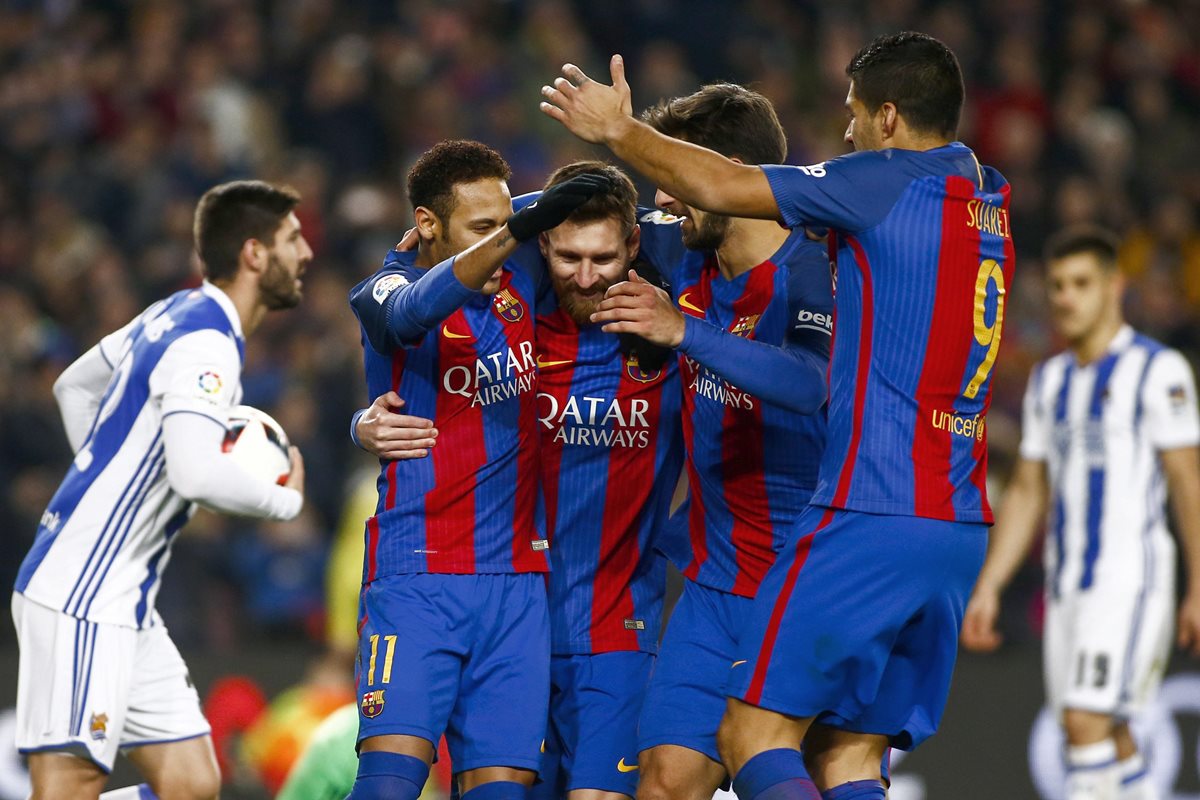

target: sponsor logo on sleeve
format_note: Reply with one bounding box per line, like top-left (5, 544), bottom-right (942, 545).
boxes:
top-left (373, 274), bottom-right (409, 304)
top-left (796, 309), bottom-right (832, 334)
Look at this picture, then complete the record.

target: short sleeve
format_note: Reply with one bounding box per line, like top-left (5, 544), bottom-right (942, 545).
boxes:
top-left (154, 329), bottom-right (242, 423)
top-left (1018, 363), bottom-right (1051, 462)
top-left (763, 150), bottom-right (915, 233)
top-left (1142, 349), bottom-right (1200, 451)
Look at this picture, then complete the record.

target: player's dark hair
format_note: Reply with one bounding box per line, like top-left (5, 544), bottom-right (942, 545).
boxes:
top-left (406, 139), bottom-right (512, 224)
top-left (1044, 225), bottom-right (1121, 271)
top-left (543, 161), bottom-right (638, 239)
top-left (845, 31), bottom-right (964, 139)
top-left (641, 83), bottom-right (786, 165)
top-left (193, 180), bottom-right (301, 283)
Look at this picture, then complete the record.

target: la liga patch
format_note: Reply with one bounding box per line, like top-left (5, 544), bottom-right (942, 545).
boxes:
top-left (373, 274), bottom-right (409, 304)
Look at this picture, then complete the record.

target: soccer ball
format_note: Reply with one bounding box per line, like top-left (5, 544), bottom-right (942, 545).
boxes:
top-left (222, 405), bottom-right (291, 485)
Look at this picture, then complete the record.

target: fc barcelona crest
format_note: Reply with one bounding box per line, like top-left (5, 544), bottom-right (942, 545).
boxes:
top-left (730, 314), bottom-right (760, 338)
top-left (361, 689), bottom-right (386, 718)
top-left (492, 288), bottom-right (525, 323)
top-left (626, 353), bottom-right (663, 384)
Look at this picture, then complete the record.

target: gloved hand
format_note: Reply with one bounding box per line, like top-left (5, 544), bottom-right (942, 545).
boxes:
top-left (506, 173), bottom-right (612, 242)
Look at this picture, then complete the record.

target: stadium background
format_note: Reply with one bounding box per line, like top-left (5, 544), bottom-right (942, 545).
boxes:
top-left (0, 0), bottom-right (1198, 797)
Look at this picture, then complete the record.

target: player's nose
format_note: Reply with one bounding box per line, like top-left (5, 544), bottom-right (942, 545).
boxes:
top-left (654, 188), bottom-right (678, 210)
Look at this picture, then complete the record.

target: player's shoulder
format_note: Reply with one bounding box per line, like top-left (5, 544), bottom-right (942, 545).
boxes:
top-left (351, 249), bottom-right (421, 306)
top-left (1130, 332), bottom-right (1193, 380)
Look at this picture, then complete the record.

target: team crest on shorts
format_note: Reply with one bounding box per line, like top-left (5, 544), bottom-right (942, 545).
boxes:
top-left (89, 712), bottom-right (108, 741)
top-left (492, 288), bottom-right (524, 323)
top-left (730, 314), bottom-right (761, 338)
top-left (361, 689), bottom-right (386, 718)
top-left (625, 353), bottom-right (662, 384)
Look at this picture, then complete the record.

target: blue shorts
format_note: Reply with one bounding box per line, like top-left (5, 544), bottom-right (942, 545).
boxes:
top-left (534, 651), bottom-right (653, 799)
top-left (726, 507), bottom-right (986, 750)
top-left (355, 573), bottom-right (550, 773)
top-left (638, 579), bottom-right (753, 763)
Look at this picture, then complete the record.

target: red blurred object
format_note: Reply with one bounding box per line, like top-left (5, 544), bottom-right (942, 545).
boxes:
top-left (202, 676), bottom-right (268, 780)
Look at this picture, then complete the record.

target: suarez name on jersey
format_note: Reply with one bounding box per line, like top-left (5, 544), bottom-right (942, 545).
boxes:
top-left (350, 249), bottom-right (547, 579)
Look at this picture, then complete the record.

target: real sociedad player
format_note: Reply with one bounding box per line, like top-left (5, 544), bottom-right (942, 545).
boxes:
top-left (13, 180), bottom-right (310, 800)
top-left (356, 160), bottom-right (686, 800)
top-left (346, 140), bottom-right (607, 800)
top-left (541, 32), bottom-right (1013, 800)
top-left (593, 84), bottom-right (833, 800)
top-left (963, 227), bottom-right (1200, 800)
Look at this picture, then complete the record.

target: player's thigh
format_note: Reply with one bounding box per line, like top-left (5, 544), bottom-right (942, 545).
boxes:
top-left (636, 744), bottom-right (727, 800)
top-left (26, 752), bottom-right (108, 800)
top-left (448, 574), bottom-right (549, 776)
top-left (637, 580), bottom-right (749, 766)
top-left (802, 725), bottom-right (889, 790)
top-left (355, 574), bottom-right (470, 746)
top-left (1058, 582), bottom-right (1171, 720)
top-left (556, 652), bottom-right (653, 798)
top-left (124, 734), bottom-right (220, 800)
top-left (121, 623), bottom-right (210, 751)
top-left (727, 509), bottom-right (985, 749)
top-left (13, 594), bottom-right (135, 775)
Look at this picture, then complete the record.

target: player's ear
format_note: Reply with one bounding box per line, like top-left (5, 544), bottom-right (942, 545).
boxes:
top-left (626, 224), bottom-right (641, 262)
top-left (538, 231), bottom-right (551, 259)
top-left (413, 206), bottom-right (439, 243)
top-left (240, 238), bottom-right (267, 274)
top-left (880, 102), bottom-right (899, 139)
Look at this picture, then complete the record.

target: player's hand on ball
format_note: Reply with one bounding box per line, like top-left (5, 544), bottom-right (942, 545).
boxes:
top-left (358, 391), bottom-right (438, 460)
top-left (539, 55), bottom-right (633, 145)
top-left (961, 589), bottom-right (1003, 652)
top-left (1178, 592), bottom-right (1200, 657)
top-left (591, 269), bottom-right (685, 348)
top-left (284, 446), bottom-right (305, 494)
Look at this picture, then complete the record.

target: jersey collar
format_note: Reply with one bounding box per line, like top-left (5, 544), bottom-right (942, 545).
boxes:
top-left (201, 280), bottom-right (245, 341)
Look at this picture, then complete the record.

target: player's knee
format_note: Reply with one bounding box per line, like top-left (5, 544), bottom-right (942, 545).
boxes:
top-left (1062, 708), bottom-right (1115, 746)
top-left (635, 759), bottom-right (702, 800)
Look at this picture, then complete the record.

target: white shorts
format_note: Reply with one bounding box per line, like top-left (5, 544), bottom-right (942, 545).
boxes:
top-left (12, 593), bottom-right (210, 772)
top-left (1044, 578), bottom-right (1174, 720)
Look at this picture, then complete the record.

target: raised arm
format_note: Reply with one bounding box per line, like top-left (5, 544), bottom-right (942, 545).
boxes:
top-left (540, 56), bottom-right (780, 221)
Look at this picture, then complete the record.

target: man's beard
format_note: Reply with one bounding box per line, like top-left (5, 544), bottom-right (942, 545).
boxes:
top-left (681, 212), bottom-right (731, 251)
top-left (553, 275), bottom-right (617, 326)
top-left (260, 252), bottom-right (303, 310)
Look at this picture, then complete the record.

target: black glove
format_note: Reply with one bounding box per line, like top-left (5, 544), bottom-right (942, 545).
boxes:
top-left (507, 173), bottom-right (612, 242)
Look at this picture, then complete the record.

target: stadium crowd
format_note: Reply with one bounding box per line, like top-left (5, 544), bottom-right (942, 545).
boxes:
top-left (0, 0), bottom-right (1197, 670)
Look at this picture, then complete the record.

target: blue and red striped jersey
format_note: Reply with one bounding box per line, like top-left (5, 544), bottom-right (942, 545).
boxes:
top-left (641, 220), bottom-right (832, 598)
top-left (349, 249), bottom-right (547, 579)
top-left (534, 295), bottom-right (683, 654)
top-left (764, 142), bottom-right (1014, 523)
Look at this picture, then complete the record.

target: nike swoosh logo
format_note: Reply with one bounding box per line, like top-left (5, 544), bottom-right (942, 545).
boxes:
top-left (536, 356), bottom-right (572, 369)
top-left (442, 325), bottom-right (472, 340)
top-left (731, 660), bottom-right (747, 668)
top-left (617, 758), bottom-right (639, 773)
top-left (678, 292), bottom-right (704, 314)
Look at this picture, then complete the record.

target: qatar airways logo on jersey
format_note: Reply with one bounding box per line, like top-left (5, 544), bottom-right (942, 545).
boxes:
top-left (683, 357), bottom-right (755, 411)
top-left (538, 393), bottom-right (654, 448)
top-left (443, 340), bottom-right (536, 407)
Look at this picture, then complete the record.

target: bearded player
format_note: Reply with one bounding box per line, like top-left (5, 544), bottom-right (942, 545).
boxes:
top-left (13, 180), bottom-right (310, 800)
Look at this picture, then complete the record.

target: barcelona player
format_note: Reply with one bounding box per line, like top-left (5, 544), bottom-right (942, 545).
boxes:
top-left (599, 83), bottom-right (833, 800)
top-left (963, 227), bottom-right (1200, 800)
top-left (541, 31), bottom-right (1012, 800)
top-left (357, 160), bottom-right (685, 800)
top-left (346, 140), bottom-right (606, 800)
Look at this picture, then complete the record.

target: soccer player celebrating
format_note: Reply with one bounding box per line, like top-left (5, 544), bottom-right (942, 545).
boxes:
top-left (346, 141), bottom-right (606, 800)
top-left (600, 84), bottom-right (832, 800)
top-left (13, 180), bottom-right (310, 800)
top-left (540, 31), bottom-right (1013, 800)
top-left (356, 160), bottom-right (686, 800)
top-left (963, 227), bottom-right (1200, 800)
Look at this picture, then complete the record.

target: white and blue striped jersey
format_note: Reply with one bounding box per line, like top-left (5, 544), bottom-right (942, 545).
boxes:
top-left (1020, 325), bottom-right (1200, 598)
top-left (16, 283), bottom-right (246, 628)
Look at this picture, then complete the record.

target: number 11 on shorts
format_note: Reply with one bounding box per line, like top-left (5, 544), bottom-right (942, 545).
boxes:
top-left (367, 634), bottom-right (397, 686)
